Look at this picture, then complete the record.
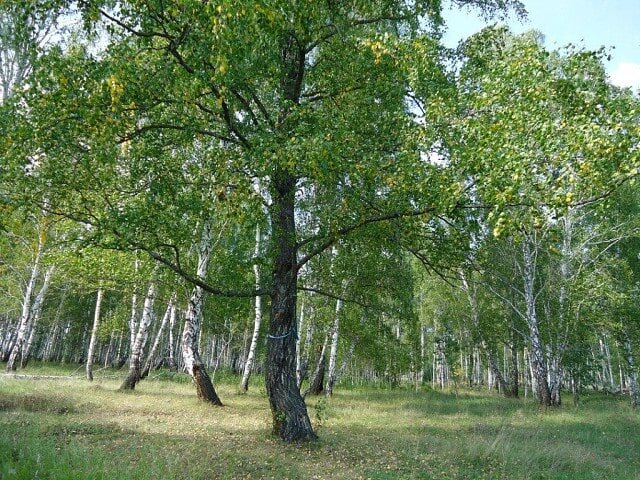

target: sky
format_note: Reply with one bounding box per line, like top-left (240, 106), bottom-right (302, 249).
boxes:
top-left (442, 0), bottom-right (640, 90)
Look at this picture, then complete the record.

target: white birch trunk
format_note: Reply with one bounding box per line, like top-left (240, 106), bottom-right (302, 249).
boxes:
top-left (182, 218), bottom-right (222, 404)
top-left (304, 331), bottom-right (330, 397)
top-left (298, 303), bottom-right (315, 388)
top-left (120, 283), bottom-right (156, 390)
top-left (325, 297), bottom-right (343, 397)
top-left (623, 330), bottom-right (639, 409)
top-left (142, 294), bottom-right (174, 378)
top-left (20, 266), bottom-right (54, 367)
top-left (168, 298), bottom-right (177, 371)
top-left (6, 230), bottom-right (45, 371)
top-left (86, 288), bottom-right (104, 381)
top-left (295, 299), bottom-right (305, 386)
top-left (240, 225), bottom-right (262, 393)
top-left (522, 235), bottom-right (552, 406)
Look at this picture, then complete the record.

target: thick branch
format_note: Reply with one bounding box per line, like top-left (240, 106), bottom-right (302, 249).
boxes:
top-left (296, 206), bottom-right (435, 269)
top-left (138, 245), bottom-right (269, 298)
top-left (298, 286), bottom-right (371, 309)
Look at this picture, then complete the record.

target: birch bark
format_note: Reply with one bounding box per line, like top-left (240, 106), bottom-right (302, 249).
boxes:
top-left (86, 288), bottom-right (104, 381)
top-left (141, 294), bottom-right (174, 378)
top-left (623, 330), bottom-right (639, 409)
top-left (240, 225), bottom-right (263, 393)
top-left (522, 235), bottom-right (552, 406)
top-left (181, 219), bottom-right (223, 405)
top-left (21, 266), bottom-right (54, 367)
top-left (325, 298), bottom-right (343, 397)
top-left (120, 282), bottom-right (156, 390)
top-left (6, 232), bottom-right (46, 371)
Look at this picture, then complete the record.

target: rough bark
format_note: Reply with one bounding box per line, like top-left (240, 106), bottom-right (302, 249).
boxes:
top-left (181, 218), bottom-right (223, 405)
top-left (265, 167), bottom-right (316, 442)
top-left (240, 224), bottom-right (263, 393)
top-left (120, 283), bottom-right (155, 390)
top-left (86, 288), bottom-right (104, 381)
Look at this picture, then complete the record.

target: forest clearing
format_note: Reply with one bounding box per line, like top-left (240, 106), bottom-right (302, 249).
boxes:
top-left (1, 364), bottom-right (639, 480)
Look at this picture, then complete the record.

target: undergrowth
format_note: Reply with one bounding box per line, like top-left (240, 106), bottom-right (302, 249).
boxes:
top-left (1, 363), bottom-right (638, 479)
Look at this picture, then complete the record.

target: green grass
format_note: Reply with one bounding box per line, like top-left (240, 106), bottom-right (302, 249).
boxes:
top-left (1, 364), bottom-right (639, 479)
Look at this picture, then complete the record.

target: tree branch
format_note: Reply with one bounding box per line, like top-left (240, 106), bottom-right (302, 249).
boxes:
top-left (296, 206), bottom-right (435, 269)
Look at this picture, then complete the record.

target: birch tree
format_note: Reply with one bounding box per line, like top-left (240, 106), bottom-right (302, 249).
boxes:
top-left (181, 218), bottom-right (223, 405)
top-left (85, 288), bottom-right (104, 381)
top-left (120, 282), bottom-right (156, 390)
top-left (5, 224), bottom-right (48, 371)
top-left (240, 225), bottom-right (263, 393)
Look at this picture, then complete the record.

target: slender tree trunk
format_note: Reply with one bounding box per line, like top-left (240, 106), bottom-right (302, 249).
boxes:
top-left (460, 271), bottom-right (510, 395)
top-left (240, 225), bottom-right (263, 393)
top-left (522, 236), bottom-right (552, 407)
top-left (86, 288), bottom-right (104, 381)
top-left (6, 232), bottom-right (46, 371)
top-left (181, 219), bottom-right (223, 405)
top-left (141, 294), bottom-right (174, 379)
top-left (420, 324), bottom-right (426, 384)
top-left (120, 283), bottom-right (156, 390)
top-left (509, 338), bottom-right (519, 398)
top-left (325, 297), bottom-right (343, 397)
top-left (622, 329), bottom-right (639, 409)
top-left (167, 299), bottom-right (177, 371)
top-left (128, 279), bottom-right (139, 365)
top-left (298, 306), bottom-right (314, 388)
top-left (305, 332), bottom-right (329, 397)
top-left (295, 299), bottom-right (305, 387)
top-left (20, 266), bottom-right (54, 367)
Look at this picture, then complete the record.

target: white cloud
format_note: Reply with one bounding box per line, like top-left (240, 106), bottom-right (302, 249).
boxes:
top-left (609, 63), bottom-right (640, 89)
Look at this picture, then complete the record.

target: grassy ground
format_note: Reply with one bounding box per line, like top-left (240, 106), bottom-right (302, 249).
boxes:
top-left (1, 364), bottom-right (639, 479)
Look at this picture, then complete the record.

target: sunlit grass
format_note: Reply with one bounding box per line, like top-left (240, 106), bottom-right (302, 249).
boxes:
top-left (1, 364), bottom-right (639, 479)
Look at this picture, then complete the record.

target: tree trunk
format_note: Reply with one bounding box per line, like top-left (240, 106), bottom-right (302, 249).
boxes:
top-left (522, 236), bottom-right (552, 407)
top-left (265, 168), bottom-right (316, 442)
top-left (485, 346), bottom-right (509, 394)
top-left (297, 305), bottom-right (314, 388)
top-left (509, 339), bottom-right (519, 398)
top-left (181, 218), bottom-right (223, 405)
top-left (420, 324), bottom-right (426, 384)
top-left (120, 283), bottom-right (155, 390)
top-left (295, 299), bottom-right (305, 387)
top-left (86, 288), bottom-right (104, 381)
top-left (6, 230), bottom-right (45, 371)
top-left (20, 266), bottom-right (54, 367)
top-left (141, 294), bottom-right (174, 379)
top-left (460, 270), bottom-right (511, 396)
top-left (622, 329), bottom-right (639, 409)
top-left (240, 225), bottom-right (263, 393)
top-left (305, 333), bottom-right (329, 397)
top-left (325, 297), bottom-right (343, 397)
top-left (167, 299), bottom-right (177, 371)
